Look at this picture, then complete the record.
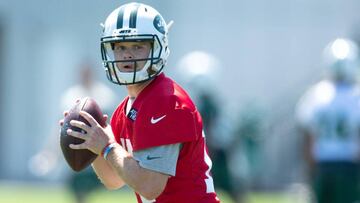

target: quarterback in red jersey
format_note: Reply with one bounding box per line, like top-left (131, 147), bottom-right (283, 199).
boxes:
top-left (62, 2), bottom-right (220, 203)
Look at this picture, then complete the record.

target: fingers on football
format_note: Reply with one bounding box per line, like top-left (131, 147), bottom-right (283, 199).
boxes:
top-left (67, 129), bottom-right (87, 140)
top-left (69, 143), bottom-right (87, 150)
top-left (79, 111), bottom-right (98, 127)
top-left (70, 120), bottom-right (91, 132)
top-left (63, 110), bottom-right (69, 117)
top-left (102, 114), bottom-right (108, 125)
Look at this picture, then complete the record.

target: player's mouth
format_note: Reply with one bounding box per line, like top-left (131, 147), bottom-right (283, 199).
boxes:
top-left (123, 64), bottom-right (133, 69)
top-left (119, 63), bottom-right (135, 72)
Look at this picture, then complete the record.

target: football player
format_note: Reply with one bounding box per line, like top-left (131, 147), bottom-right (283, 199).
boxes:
top-left (296, 38), bottom-right (360, 203)
top-left (61, 2), bottom-right (220, 203)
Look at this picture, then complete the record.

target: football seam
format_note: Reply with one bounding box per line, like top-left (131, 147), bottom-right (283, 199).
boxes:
top-left (80, 97), bottom-right (89, 111)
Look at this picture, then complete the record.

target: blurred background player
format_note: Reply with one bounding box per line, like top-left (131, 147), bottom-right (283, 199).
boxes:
top-left (295, 38), bottom-right (360, 203)
top-left (176, 51), bottom-right (239, 202)
top-left (60, 61), bottom-right (117, 115)
top-left (30, 61), bottom-right (117, 203)
top-left (230, 102), bottom-right (266, 203)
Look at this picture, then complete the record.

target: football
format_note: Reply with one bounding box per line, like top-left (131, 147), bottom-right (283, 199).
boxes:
top-left (60, 97), bottom-right (106, 172)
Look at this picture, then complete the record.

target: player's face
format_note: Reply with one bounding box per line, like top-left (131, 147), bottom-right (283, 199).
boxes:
top-left (113, 41), bottom-right (151, 72)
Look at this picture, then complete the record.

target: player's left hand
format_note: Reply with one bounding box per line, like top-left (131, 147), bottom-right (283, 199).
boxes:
top-left (67, 110), bottom-right (116, 155)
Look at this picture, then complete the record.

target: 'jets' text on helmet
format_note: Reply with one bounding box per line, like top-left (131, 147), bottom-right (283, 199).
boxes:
top-left (101, 2), bottom-right (170, 85)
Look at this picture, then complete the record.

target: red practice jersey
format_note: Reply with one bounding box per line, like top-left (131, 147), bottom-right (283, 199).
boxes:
top-left (111, 73), bottom-right (220, 203)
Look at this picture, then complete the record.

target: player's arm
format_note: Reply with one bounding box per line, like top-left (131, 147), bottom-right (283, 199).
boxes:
top-left (91, 155), bottom-right (125, 190)
top-left (105, 144), bottom-right (178, 200)
top-left (301, 128), bottom-right (315, 178)
top-left (67, 111), bottom-right (178, 200)
top-left (295, 97), bottom-right (316, 178)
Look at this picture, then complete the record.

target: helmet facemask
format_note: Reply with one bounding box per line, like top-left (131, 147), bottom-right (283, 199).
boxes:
top-left (101, 34), bottom-right (164, 85)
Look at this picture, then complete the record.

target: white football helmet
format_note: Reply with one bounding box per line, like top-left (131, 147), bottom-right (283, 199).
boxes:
top-left (176, 51), bottom-right (221, 93)
top-left (101, 2), bottom-right (170, 85)
top-left (323, 38), bottom-right (360, 83)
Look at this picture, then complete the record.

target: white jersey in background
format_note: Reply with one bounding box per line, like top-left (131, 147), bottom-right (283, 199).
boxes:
top-left (296, 80), bottom-right (360, 162)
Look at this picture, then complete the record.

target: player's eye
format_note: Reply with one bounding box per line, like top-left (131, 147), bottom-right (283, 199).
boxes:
top-left (133, 45), bottom-right (143, 50)
top-left (113, 45), bottom-right (126, 52)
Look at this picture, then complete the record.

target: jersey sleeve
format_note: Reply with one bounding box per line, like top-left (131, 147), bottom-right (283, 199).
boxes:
top-left (133, 143), bottom-right (181, 176)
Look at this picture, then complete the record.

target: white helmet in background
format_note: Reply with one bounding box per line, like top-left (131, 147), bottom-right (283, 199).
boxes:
top-left (323, 38), bottom-right (360, 83)
top-left (176, 51), bottom-right (221, 92)
top-left (101, 2), bottom-right (171, 85)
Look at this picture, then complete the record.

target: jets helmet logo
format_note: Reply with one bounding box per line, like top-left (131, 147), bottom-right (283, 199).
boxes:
top-left (153, 15), bottom-right (166, 34)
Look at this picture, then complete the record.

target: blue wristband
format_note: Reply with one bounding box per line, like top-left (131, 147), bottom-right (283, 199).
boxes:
top-left (103, 143), bottom-right (117, 160)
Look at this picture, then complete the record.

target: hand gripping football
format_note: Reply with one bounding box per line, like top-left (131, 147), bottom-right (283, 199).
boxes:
top-left (60, 97), bottom-right (106, 172)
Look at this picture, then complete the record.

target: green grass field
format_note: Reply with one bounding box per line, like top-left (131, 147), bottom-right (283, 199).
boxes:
top-left (0, 181), bottom-right (308, 203)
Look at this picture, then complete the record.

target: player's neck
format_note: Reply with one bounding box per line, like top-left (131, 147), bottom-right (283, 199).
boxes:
top-left (126, 79), bottom-right (153, 98)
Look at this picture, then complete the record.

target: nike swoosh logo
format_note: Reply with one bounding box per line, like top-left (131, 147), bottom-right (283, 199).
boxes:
top-left (150, 115), bottom-right (166, 124)
top-left (146, 155), bottom-right (162, 160)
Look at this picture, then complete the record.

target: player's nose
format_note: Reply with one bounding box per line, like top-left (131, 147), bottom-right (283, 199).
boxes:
top-left (122, 49), bottom-right (133, 60)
